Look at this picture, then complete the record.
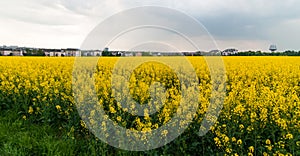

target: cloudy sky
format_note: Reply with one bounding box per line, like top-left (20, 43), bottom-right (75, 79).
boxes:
top-left (0, 0), bottom-right (300, 51)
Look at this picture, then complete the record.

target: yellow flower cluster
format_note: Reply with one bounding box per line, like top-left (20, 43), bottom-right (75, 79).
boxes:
top-left (208, 57), bottom-right (300, 155)
top-left (0, 57), bottom-right (75, 127)
top-left (0, 56), bottom-right (299, 154)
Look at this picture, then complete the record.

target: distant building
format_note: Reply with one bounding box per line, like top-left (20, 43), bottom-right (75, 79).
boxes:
top-left (43, 49), bottom-right (61, 56)
top-left (65, 48), bottom-right (81, 56)
top-left (81, 50), bottom-right (102, 56)
top-left (0, 46), bottom-right (24, 56)
top-left (124, 52), bottom-right (133, 57)
top-left (93, 50), bottom-right (102, 56)
top-left (135, 52), bottom-right (142, 57)
top-left (182, 52), bottom-right (195, 56)
top-left (11, 48), bottom-right (24, 56)
top-left (0, 47), bottom-right (13, 55)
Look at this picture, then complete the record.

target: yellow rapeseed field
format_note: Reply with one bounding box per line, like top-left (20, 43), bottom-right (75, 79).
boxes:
top-left (0, 56), bottom-right (299, 155)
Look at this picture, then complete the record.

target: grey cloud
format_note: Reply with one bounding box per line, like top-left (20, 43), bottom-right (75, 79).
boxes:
top-left (0, 0), bottom-right (300, 50)
top-left (0, 0), bottom-right (85, 26)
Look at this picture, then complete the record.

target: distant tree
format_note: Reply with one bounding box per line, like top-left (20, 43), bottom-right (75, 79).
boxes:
top-left (194, 51), bottom-right (202, 56)
top-left (142, 52), bottom-right (152, 56)
top-left (283, 50), bottom-right (300, 56)
top-left (23, 48), bottom-right (45, 56)
top-left (24, 48), bottom-right (33, 56)
top-left (234, 51), bottom-right (290, 56)
top-left (102, 48), bottom-right (111, 56)
top-left (102, 51), bottom-right (111, 56)
top-left (255, 51), bottom-right (262, 56)
top-left (36, 49), bottom-right (45, 56)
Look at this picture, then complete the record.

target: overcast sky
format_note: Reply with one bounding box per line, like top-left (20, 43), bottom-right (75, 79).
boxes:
top-left (0, 0), bottom-right (300, 51)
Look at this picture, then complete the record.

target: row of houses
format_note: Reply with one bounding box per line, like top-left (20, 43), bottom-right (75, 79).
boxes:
top-left (0, 46), bottom-right (91, 56)
top-left (43, 48), bottom-right (82, 56)
top-left (0, 46), bottom-right (25, 56)
top-left (43, 49), bottom-right (106, 57)
top-left (113, 49), bottom-right (238, 56)
top-left (0, 45), bottom-right (239, 56)
top-left (181, 49), bottom-right (238, 56)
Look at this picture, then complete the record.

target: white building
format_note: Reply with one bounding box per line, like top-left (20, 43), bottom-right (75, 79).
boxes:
top-left (0, 47), bottom-right (23, 56)
top-left (124, 52), bottom-right (133, 57)
top-left (64, 48), bottom-right (81, 56)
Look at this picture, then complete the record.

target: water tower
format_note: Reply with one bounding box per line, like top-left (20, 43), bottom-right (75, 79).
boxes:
top-left (269, 44), bottom-right (277, 52)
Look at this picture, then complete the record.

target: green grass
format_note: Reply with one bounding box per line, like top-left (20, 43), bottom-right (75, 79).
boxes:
top-left (0, 110), bottom-right (219, 155)
top-left (0, 110), bottom-right (159, 156)
top-left (0, 110), bottom-right (82, 156)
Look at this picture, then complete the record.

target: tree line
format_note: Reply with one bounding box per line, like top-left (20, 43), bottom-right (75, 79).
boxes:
top-left (230, 50), bottom-right (300, 56)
